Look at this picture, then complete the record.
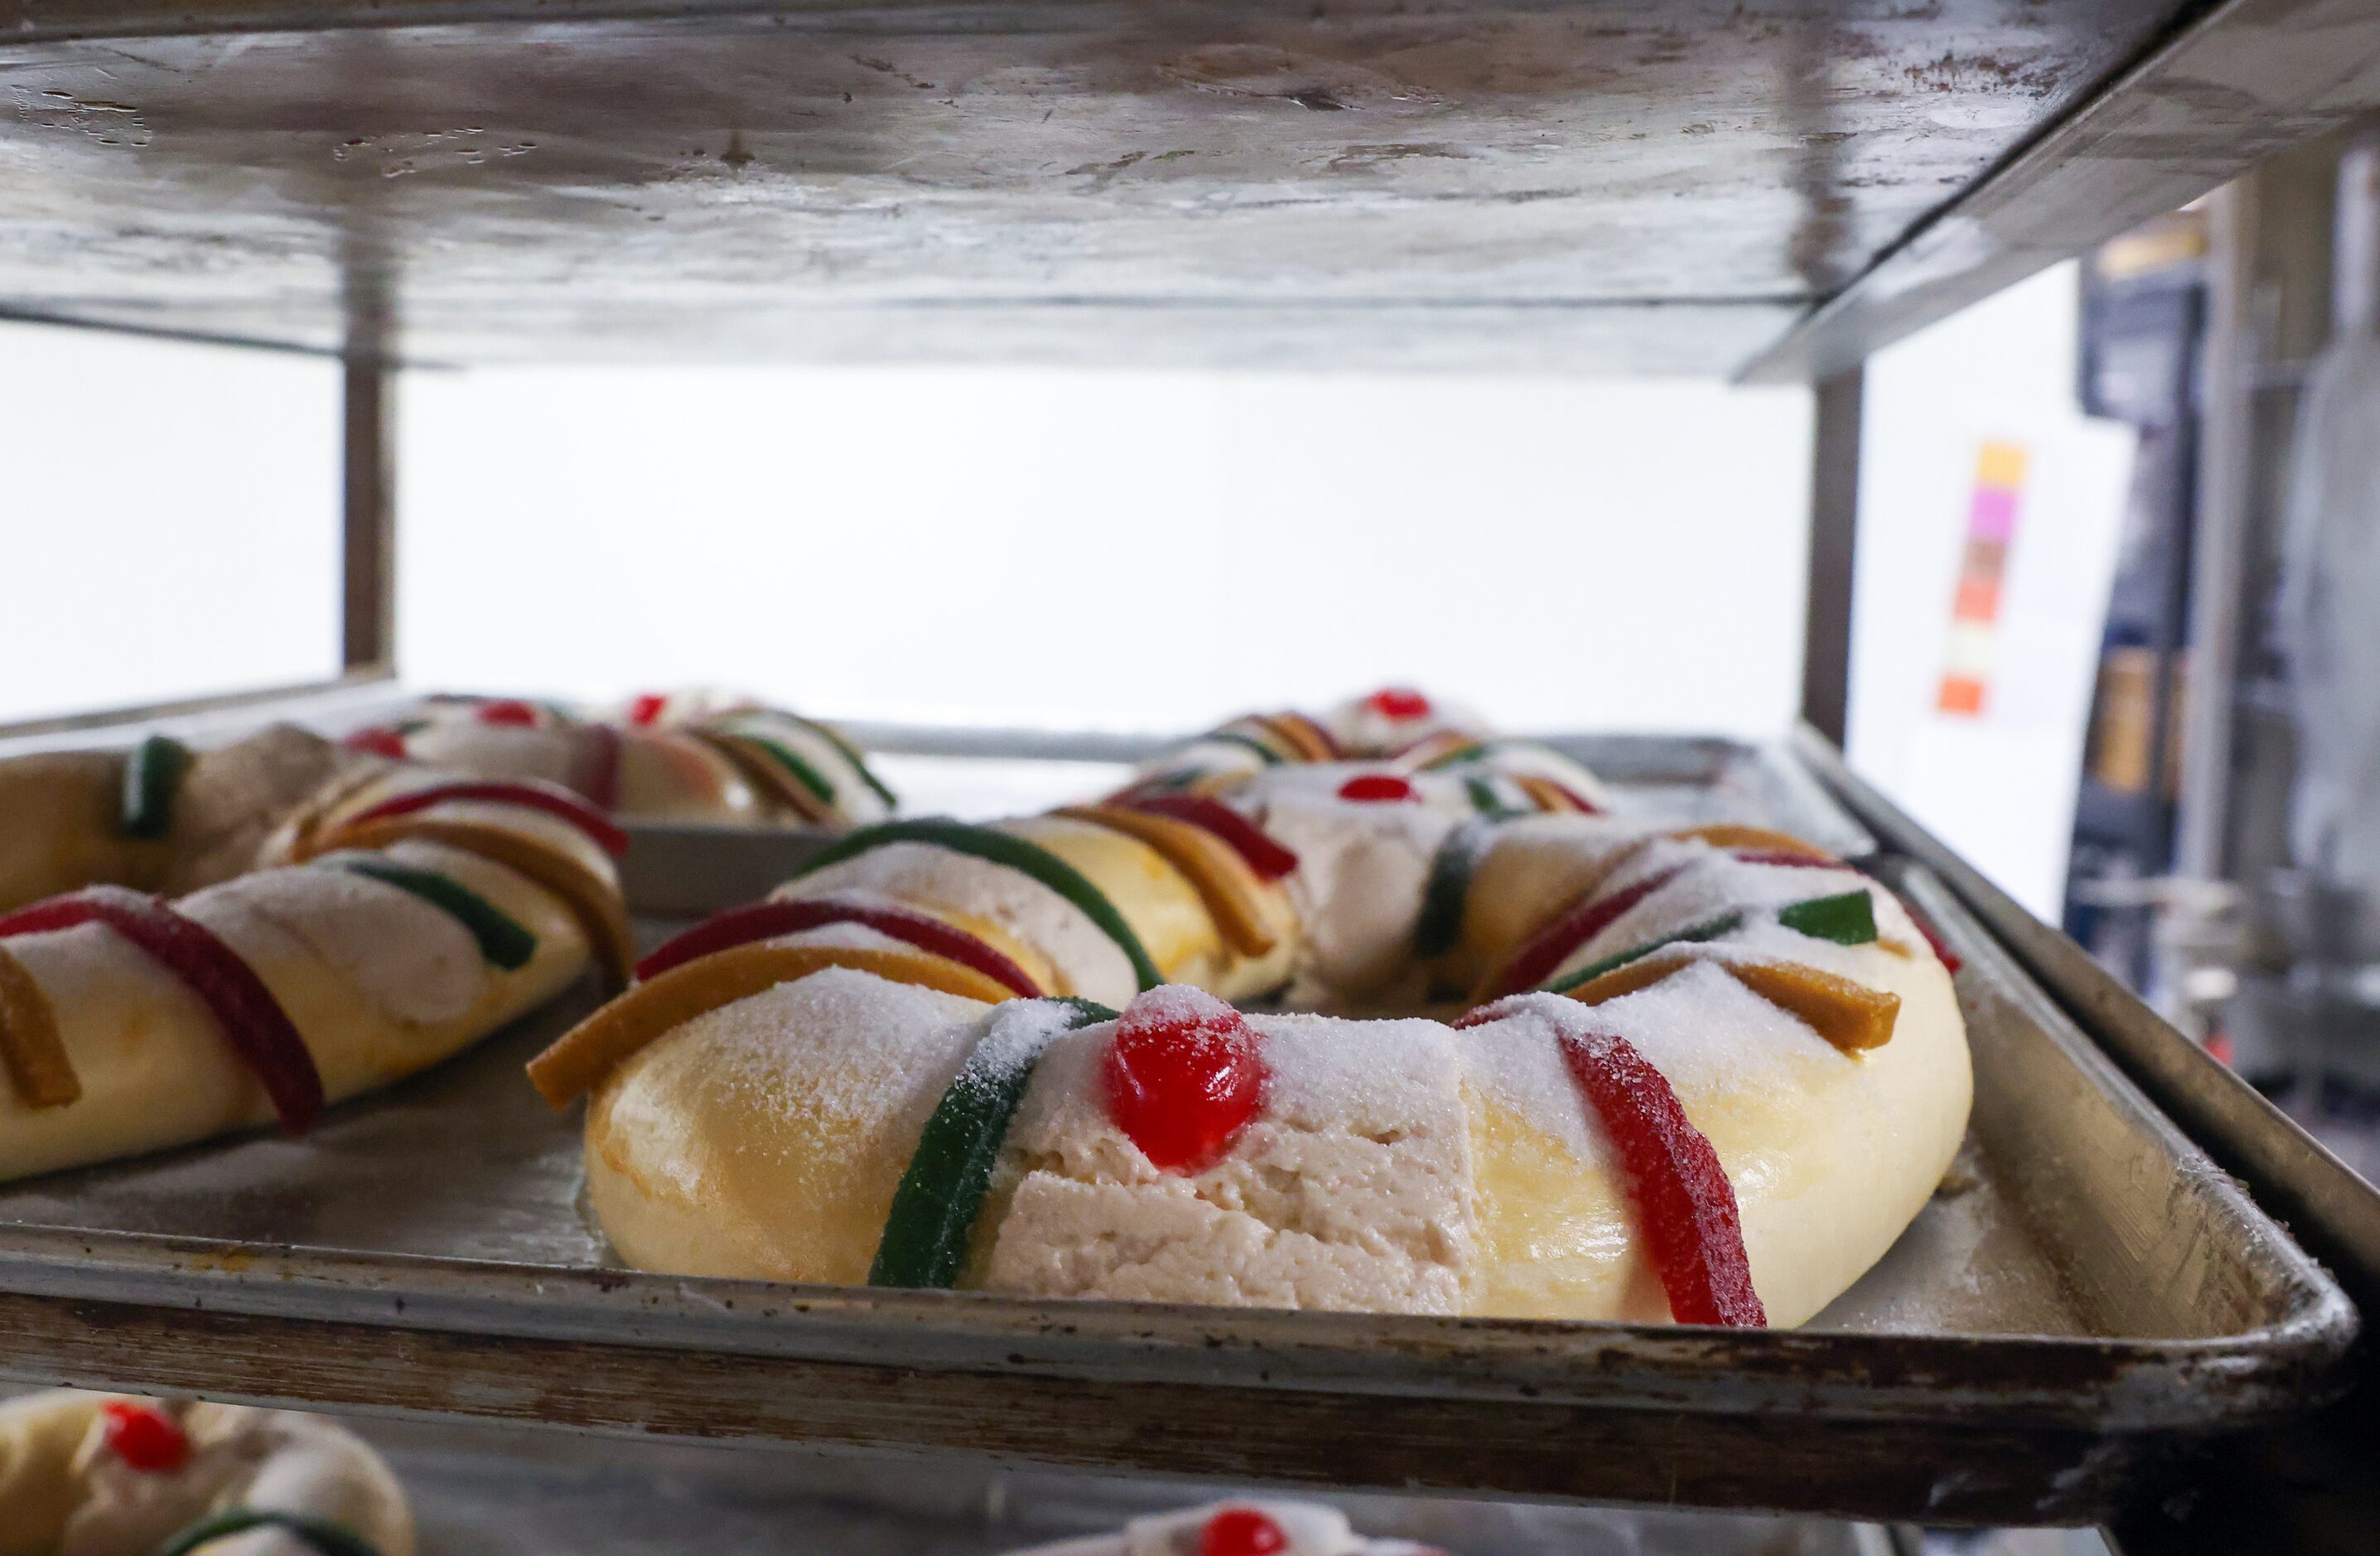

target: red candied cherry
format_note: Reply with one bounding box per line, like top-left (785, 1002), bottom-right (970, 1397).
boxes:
top-left (340, 727), bottom-right (409, 761)
top-left (1102, 987), bottom-right (1267, 1174)
top-left (475, 698), bottom-right (542, 727)
top-left (1336, 773), bottom-right (1417, 804)
top-left (99, 1400), bottom-right (189, 1473)
top-left (1365, 686), bottom-right (1433, 720)
top-left (625, 693), bottom-right (669, 726)
top-left (1200, 1507), bottom-right (1289, 1556)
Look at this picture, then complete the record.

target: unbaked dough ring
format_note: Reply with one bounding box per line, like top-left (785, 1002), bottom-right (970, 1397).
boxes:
top-left (557, 695), bottom-right (1972, 1326)
top-left (0, 749), bottom-right (625, 1182)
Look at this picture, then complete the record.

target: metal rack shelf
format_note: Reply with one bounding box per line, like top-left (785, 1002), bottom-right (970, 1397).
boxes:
top-left (6, 0), bottom-right (2380, 375)
top-left (13, 2), bottom-right (2380, 1546)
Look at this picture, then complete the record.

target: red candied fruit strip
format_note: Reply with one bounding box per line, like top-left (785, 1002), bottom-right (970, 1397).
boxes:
top-left (100, 1400), bottom-right (190, 1473)
top-left (1453, 999), bottom-right (1764, 1327)
top-left (625, 693), bottom-right (669, 727)
top-left (635, 896), bottom-right (1043, 997)
top-left (0, 887), bottom-right (322, 1133)
top-left (1557, 1023), bottom-right (1765, 1326)
top-left (576, 722), bottom-right (623, 814)
top-left (1366, 686), bottom-right (1433, 720)
top-left (1485, 863), bottom-right (1687, 999)
top-left (1102, 987), bottom-right (1267, 1174)
top-left (476, 699), bottom-right (543, 727)
top-left (1120, 792), bottom-right (1300, 882)
top-left (340, 727), bottom-right (411, 761)
top-left (1337, 773), bottom-right (1417, 804)
top-left (1538, 779), bottom-right (1605, 816)
top-left (1200, 1508), bottom-right (1289, 1556)
top-left (1731, 849), bottom-right (1842, 870)
top-left (345, 779), bottom-right (630, 857)
top-left (1885, 894), bottom-right (1963, 974)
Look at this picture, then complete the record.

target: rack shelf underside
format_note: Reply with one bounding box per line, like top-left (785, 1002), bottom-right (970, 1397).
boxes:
top-left (5, 1), bottom-right (2380, 375)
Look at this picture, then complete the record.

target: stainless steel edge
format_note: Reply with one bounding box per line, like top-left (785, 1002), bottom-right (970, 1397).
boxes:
top-left (831, 722), bottom-right (1180, 766)
top-left (1750, 742), bottom-right (1879, 859)
top-left (1740, 0), bottom-right (2380, 384)
top-left (0, 1211), bottom-right (2341, 1433)
top-left (0, 4), bottom-right (2179, 374)
top-left (1790, 723), bottom-right (2380, 1322)
top-left (1785, 727), bottom-right (2380, 1550)
top-left (0, 672), bottom-right (402, 748)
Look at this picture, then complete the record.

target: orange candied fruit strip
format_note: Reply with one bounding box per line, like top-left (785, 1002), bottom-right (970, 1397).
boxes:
top-left (526, 941), bottom-right (1014, 1109)
top-left (1056, 805), bottom-right (1282, 959)
top-left (1667, 825), bottom-right (1837, 861)
top-left (1559, 951), bottom-right (1900, 1055)
top-left (0, 943), bottom-right (77, 1109)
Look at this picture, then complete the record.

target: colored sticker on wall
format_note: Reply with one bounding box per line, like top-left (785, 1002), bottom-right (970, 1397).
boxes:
top-left (1938, 442), bottom-right (2027, 717)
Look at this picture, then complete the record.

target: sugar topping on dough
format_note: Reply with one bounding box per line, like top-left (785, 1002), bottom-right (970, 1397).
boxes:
top-left (782, 841), bottom-right (1136, 1005)
top-left (563, 693), bottom-right (1973, 1329)
top-left (983, 1008), bottom-right (1475, 1312)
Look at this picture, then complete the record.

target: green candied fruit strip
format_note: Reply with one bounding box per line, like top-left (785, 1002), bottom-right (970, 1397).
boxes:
top-left (154, 1509), bottom-right (383, 1556)
top-left (739, 732), bottom-right (841, 807)
top-left (1465, 775), bottom-right (1529, 822)
top-left (1776, 890), bottom-right (1878, 946)
top-left (1542, 911), bottom-right (1746, 994)
top-left (1413, 819), bottom-right (1491, 959)
top-left (789, 819), bottom-right (1161, 990)
top-left (322, 854), bottom-right (539, 971)
top-left (1422, 740), bottom-right (1497, 771)
top-left (791, 714), bottom-right (900, 809)
top-left (119, 734), bottom-right (193, 840)
top-left (1044, 996), bottom-right (1119, 1025)
top-left (869, 998), bottom-right (1115, 1289)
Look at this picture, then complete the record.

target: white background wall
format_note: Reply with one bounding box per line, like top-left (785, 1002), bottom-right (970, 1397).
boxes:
top-left (1849, 263), bottom-right (2087, 788)
top-left (393, 367), bottom-right (1813, 737)
top-left (0, 326), bottom-right (340, 723)
top-left (1847, 263), bottom-right (2126, 916)
top-left (2, 288), bottom-right (2092, 780)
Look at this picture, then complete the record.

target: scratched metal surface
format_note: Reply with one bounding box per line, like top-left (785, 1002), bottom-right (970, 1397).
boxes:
top-left (1745, 0), bottom-right (2380, 382)
top-left (0, 0), bottom-right (2182, 371)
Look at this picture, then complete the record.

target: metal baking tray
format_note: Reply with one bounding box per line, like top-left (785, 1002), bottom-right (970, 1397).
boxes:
top-left (0, 741), bottom-right (2349, 1529)
top-left (620, 731), bottom-right (1876, 916)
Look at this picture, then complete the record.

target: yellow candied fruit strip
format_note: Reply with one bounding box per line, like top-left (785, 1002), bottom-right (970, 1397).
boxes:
top-left (1392, 730), bottom-right (1480, 771)
top-left (1253, 712), bottom-right (1335, 763)
top-left (306, 814), bottom-right (636, 992)
top-left (1554, 948), bottom-right (1699, 1008)
top-left (684, 729), bottom-right (838, 826)
top-left (0, 943), bottom-right (77, 1109)
top-left (1725, 959), bottom-right (1900, 1053)
top-left (1055, 805), bottom-right (1282, 959)
top-left (1668, 824), bottom-right (1836, 861)
top-left (1559, 950), bottom-right (1900, 1055)
top-left (1512, 773), bottom-right (1589, 814)
top-left (527, 941), bottom-right (1010, 1109)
